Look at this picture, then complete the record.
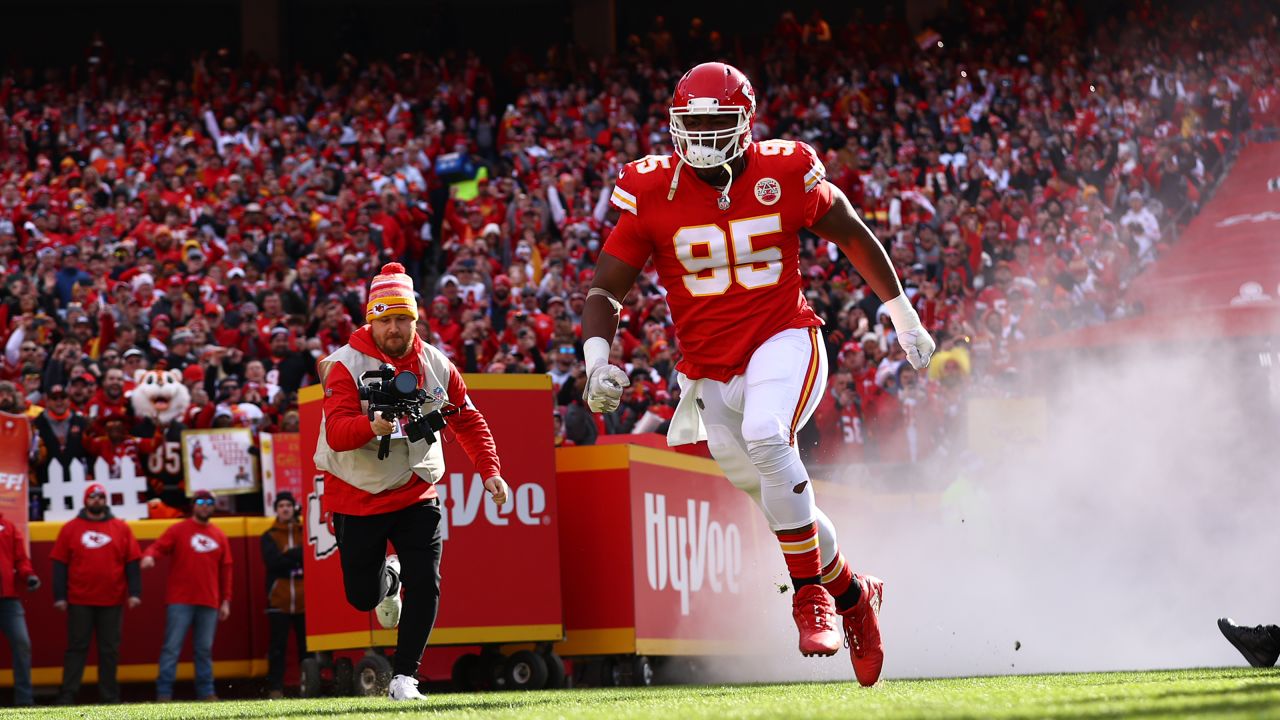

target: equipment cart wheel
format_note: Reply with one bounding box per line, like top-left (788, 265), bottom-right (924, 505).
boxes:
top-left (504, 650), bottom-right (548, 690)
top-left (299, 656), bottom-right (323, 698)
top-left (543, 651), bottom-right (567, 689)
top-left (631, 655), bottom-right (655, 687)
top-left (451, 653), bottom-right (484, 691)
top-left (333, 656), bottom-right (355, 696)
top-left (354, 653), bottom-right (393, 696)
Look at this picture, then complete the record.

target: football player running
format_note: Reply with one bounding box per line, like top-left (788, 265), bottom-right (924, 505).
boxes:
top-left (581, 62), bottom-right (934, 687)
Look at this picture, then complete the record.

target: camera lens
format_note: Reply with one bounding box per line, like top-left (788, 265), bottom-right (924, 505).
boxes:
top-left (393, 371), bottom-right (417, 395)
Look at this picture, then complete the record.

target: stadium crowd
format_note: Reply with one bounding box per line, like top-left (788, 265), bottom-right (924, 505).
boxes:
top-left (0, 0), bottom-right (1276, 517)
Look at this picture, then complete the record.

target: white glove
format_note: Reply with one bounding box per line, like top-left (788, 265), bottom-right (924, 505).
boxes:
top-left (583, 336), bottom-right (629, 412)
top-left (585, 363), bottom-right (629, 413)
top-left (883, 293), bottom-right (936, 370)
top-left (896, 325), bottom-right (936, 370)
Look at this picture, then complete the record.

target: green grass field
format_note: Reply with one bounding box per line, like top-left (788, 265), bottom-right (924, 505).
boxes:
top-left (7, 668), bottom-right (1280, 720)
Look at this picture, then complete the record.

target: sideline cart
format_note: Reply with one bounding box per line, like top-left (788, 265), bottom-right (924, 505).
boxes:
top-left (550, 436), bottom-right (778, 686)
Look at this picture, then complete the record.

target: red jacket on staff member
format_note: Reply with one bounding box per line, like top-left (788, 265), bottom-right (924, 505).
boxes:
top-left (311, 262), bottom-right (509, 701)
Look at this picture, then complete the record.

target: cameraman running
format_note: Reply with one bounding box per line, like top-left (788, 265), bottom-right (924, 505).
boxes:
top-left (314, 262), bottom-right (509, 701)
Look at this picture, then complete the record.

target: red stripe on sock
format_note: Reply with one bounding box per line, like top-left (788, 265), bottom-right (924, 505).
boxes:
top-left (776, 524), bottom-right (821, 580)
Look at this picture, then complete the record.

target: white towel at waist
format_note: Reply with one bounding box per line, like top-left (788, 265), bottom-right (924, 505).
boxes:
top-left (665, 372), bottom-right (706, 446)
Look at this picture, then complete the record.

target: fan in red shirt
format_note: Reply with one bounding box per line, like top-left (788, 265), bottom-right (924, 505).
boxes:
top-left (49, 483), bottom-right (142, 705)
top-left (0, 511), bottom-right (38, 706)
top-left (141, 490), bottom-right (232, 702)
top-left (84, 368), bottom-right (132, 432)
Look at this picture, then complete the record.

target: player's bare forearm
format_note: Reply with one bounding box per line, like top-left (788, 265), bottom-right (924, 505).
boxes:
top-left (809, 184), bottom-right (907, 303)
top-left (582, 252), bottom-right (642, 343)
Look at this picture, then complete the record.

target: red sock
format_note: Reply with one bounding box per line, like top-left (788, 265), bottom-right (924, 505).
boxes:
top-left (821, 550), bottom-right (862, 613)
top-left (776, 522), bottom-right (822, 588)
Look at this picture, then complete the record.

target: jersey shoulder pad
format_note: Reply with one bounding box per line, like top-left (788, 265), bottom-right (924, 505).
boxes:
top-left (610, 155), bottom-right (675, 216)
top-left (755, 139), bottom-right (826, 193)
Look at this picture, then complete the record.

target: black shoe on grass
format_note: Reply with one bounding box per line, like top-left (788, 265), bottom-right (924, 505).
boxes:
top-left (1218, 617), bottom-right (1280, 667)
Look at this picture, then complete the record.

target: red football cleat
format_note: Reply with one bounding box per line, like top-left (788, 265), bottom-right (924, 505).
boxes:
top-left (841, 574), bottom-right (884, 686)
top-left (791, 584), bottom-right (841, 657)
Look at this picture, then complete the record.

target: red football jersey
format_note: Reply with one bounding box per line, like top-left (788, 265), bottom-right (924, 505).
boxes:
top-left (603, 140), bottom-right (835, 381)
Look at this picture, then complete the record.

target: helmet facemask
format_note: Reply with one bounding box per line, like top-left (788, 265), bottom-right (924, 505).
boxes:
top-left (669, 99), bottom-right (751, 169)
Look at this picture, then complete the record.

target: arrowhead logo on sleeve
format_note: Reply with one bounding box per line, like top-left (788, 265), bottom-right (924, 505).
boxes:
top-left (81, 531), bottom-right (113, 549)
top-left (190, 533), bottom-right (220, 553)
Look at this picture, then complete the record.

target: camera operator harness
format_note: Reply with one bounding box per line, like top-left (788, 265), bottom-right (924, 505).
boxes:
top-left (359, 364), bottom-right (460, 460)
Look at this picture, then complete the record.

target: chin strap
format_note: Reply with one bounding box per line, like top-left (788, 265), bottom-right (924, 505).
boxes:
top-left (667, 157), bottom-right (686, 201)
top-left (718, 161), bottom-right (734, 208)
top-left (666, 157), bottom-right (734, 210)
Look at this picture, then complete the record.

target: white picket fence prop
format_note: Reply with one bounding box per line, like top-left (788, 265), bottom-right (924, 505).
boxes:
top-left (43, 457), bottom-right (150, 520)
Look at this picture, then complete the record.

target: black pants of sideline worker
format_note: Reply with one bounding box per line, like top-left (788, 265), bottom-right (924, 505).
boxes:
top-left (267, 612), bottom-right (307, 692)
top-left (59, 604), bottom-right (124, 704)
top-left (333, 499), bottom-right (443, 678)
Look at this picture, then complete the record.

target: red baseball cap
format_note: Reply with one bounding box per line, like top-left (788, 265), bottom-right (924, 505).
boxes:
top-left (84, 483), bottom-right (106, 502)
top-left (183, 364), bottom-right (206, 384)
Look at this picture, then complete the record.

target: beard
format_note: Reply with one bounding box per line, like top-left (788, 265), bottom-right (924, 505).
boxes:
top-left (377, 334), bottom-right (412, 358)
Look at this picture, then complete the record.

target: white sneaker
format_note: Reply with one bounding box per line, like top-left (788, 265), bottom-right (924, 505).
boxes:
top-left (387, 674), bottom-right (426, 701)
top-left (375, 555), bottom-right (402, 629)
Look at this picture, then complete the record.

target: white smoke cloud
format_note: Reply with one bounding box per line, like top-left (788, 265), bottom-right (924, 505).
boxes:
top-left (689, 337), bottom-right (1280, 683)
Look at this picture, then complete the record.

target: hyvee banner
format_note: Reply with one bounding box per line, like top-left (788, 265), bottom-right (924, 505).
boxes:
top-left (261, 432), bottom-right (303, 515)
top-left (182, 428), bottom-right (259, 496)
top-left (0, 412), bottom-right (30, 547)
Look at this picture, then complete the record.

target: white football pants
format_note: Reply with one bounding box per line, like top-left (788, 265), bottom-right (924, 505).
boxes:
top-left (694, 327), bottom-right (839, 566)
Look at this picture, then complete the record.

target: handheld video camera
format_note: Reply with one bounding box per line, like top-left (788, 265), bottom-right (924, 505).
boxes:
top-left (358, 364), bottom-right (448, 460)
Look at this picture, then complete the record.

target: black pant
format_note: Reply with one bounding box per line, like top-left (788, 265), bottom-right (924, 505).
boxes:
top-left (60, 604), bottom-right (124, 704)
top-left (333, 499), bottom-right (443, 677)
top-left (267, 612), bottom-right (307, 692)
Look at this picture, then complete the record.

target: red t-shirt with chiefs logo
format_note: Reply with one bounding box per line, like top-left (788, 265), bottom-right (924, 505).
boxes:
top-left (603, 141), bottom-right (834, 381)
top-left (143, 518), bottom-right (233, 608)
top-left (50, 516), bottom-right (142, 606)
